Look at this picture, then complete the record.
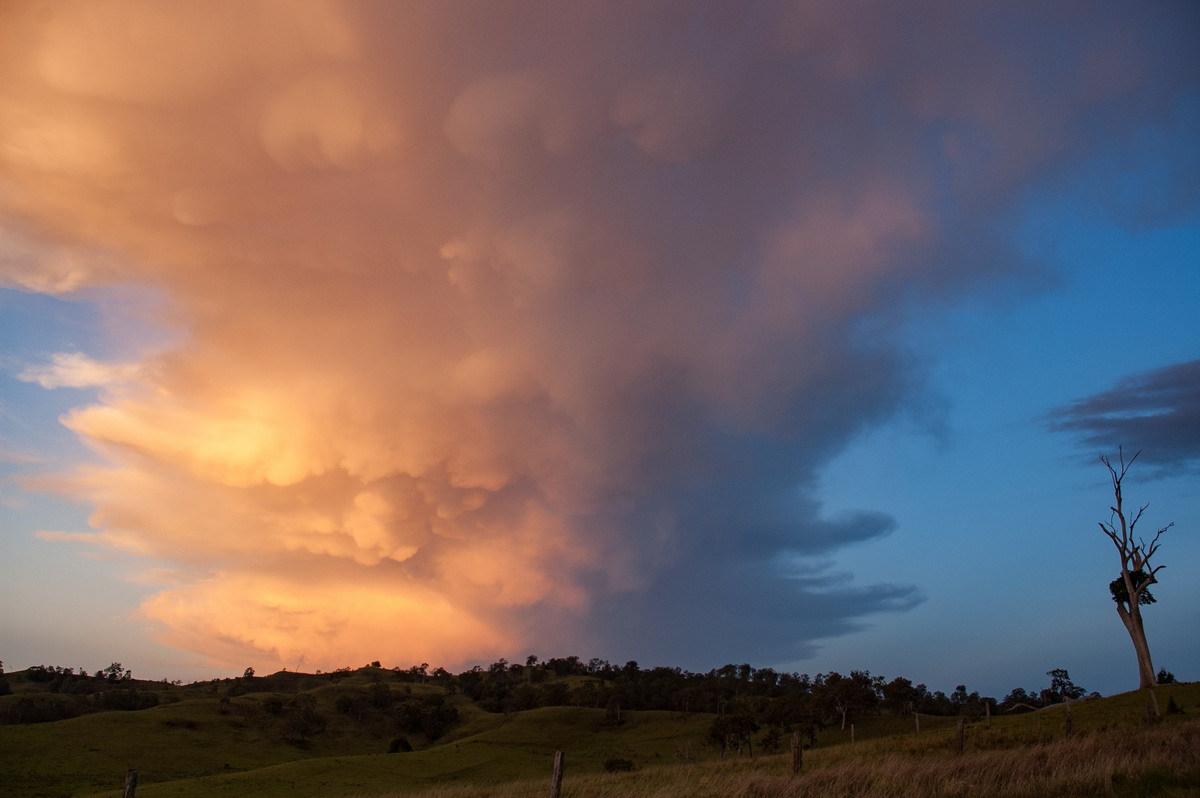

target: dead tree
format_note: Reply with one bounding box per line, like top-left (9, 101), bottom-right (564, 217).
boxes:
top-left (1098, 449), bottom-right (1172, 690)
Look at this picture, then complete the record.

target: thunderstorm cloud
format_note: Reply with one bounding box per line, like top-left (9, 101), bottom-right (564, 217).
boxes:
top-left (1, 1), bottom-right (1194, 670)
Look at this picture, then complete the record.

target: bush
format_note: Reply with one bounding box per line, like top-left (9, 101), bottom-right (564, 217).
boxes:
top-left (603, 758), bottom-right (635, 772)
top-left (0, 695), bottom-right (89, 724)
top-left (388, 736), bottom-right (412, 753)
top-left (95, 690), bottom-right (159, 711)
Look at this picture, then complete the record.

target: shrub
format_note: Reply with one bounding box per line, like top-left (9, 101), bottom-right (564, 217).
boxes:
top-left (388, 736), bottom-right (412, 753)
top-left (603, 758), bottom-right (635, 772)
top-left (95, 690), bottom-right (159, 711)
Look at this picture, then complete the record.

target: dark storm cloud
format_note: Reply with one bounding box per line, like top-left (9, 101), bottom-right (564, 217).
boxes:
top-left (1047, 360), bottom-right (1200, 473)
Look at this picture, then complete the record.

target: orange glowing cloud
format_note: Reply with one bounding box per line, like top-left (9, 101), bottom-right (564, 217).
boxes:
top-left (3, 0), bottom-right (1182, 671)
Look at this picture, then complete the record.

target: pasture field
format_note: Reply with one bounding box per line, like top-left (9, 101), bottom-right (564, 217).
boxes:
top-left (1, 671), bottom-right (1196, 798)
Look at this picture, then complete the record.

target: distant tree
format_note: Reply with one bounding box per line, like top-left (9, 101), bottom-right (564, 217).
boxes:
top-left (96, 690), bottom-right (158, 711)
top-left (1098, 449), bottom-right (1172, 690)
top-left (281, 693), bottom-right (325, 744)
top-left (708, 713), bottom-right (759, 757)
top-left (1156, 669), bottom-right (1177, 685)
top-left (1041, 669), bottom-right (1086, 704)
top-left (431, 666), bottom-right (453, 690)
top-left (880, 676), bottom-right (918, 716)
top-left (98, 662), bottom-right (131, 682)
top-left (242, 667), bottom-right (255, 679)
top-left (814, 670), bottom-right (881, 729)
top-left (759, 724), bottom-right (783, 754)
top-left (368, 682), bottom-right (395, 709)
top-left (1001, 687), bottom-right (1040, 713)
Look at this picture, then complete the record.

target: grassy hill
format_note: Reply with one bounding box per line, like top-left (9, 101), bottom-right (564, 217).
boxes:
top-left (2, 668), bottom-right (1197, 798)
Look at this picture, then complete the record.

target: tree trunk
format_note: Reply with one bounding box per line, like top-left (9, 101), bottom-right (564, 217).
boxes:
top-left (1116, 602), bottom-right (1157, 690)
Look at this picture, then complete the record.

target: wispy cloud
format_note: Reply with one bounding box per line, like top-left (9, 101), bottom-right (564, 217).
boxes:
top-left (18, 352), bottom-right (140, 389)
top-left (0, 1), bottom-right (1193, 670)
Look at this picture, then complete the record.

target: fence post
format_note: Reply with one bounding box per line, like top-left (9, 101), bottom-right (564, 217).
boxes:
top-left (548, 750), bottom-right (564, 798)
top-left (1065, 702), bottom-right (1072, 737)
top-left (955, 718), bottom-right (965, 754)
top-left (122, 769), bottom-right (137, 798)
top-left (790, 731), bottom-right (802, 775)
top-left (914, 713), bottom-right (920, 734)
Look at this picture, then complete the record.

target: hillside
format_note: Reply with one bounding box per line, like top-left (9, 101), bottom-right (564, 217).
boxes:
top-left (1, 665), bottom-right (1197, 798)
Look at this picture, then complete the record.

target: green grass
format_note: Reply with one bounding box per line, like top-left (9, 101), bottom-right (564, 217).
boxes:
top-left (3, 678), bottom-right (1197, 798)
top-left (54, 707), bottom-right (714, 798)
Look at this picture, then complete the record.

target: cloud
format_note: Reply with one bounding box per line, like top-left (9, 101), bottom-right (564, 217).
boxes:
top-left (18, 352), bottom-right (140, 389)
top-left (0, 1), bottom-right (1194, 671)
top-left (1046, 360), bottom-right (1200, 474)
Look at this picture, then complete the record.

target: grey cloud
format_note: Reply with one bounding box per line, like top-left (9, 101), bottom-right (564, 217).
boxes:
top-left (1047, 360), bottom-right (1200, 474)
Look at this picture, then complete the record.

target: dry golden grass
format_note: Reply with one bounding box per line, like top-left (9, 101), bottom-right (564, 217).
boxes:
top-left (385, 718), bottom-right (1200, 798)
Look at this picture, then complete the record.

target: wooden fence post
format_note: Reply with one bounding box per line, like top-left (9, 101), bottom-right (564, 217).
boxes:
top-left (790, 731), bottom-right (802, 775)
top-left (850, 723), bottom-right (855, 744)
top-left (548, 750), bottom-right (564, 798)
top-left (955, 718), bottom-right (965, 754)
top-left (1065, 702), bottom-right (1072, 737)
top-left (914, 713), bottom-right (920, 734)
top-left (985, 701), bottom-right (991, 728)
top-left (122, 769), bottom-right (137, 798)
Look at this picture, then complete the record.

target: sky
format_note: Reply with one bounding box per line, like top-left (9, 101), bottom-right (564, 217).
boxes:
top-left (1, 1), bottom-right (1197, 700)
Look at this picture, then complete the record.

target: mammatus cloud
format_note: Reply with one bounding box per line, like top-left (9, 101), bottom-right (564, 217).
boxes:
top-left (1046, 360), bottom-right (1200, 474)
top-left (1, 1), bottom-right (1194, 670)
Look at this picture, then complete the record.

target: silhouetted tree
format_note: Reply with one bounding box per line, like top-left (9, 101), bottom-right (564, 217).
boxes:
top-left (98, 662), bottom-right (131, 682)
top-left (709, 713), bottom-right (759, 757)
top-left (1001, 687), bottom-right (1040, 713)
top-left (1098, 449), bottom-right (1172, 689)
top-left (881, 676), bottom-right (918, 716)
top-left (1041, 669), bottom-right (1086, 704)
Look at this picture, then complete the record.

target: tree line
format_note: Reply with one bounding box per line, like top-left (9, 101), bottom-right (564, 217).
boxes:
top-left (3, 654), bottom-right (1180, 746)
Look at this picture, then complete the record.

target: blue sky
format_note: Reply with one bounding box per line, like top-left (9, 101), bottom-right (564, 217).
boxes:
top-left (1, 1), bottom-right (1197, 698)
top-left (812, 207), bottom-right (1200, 697)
